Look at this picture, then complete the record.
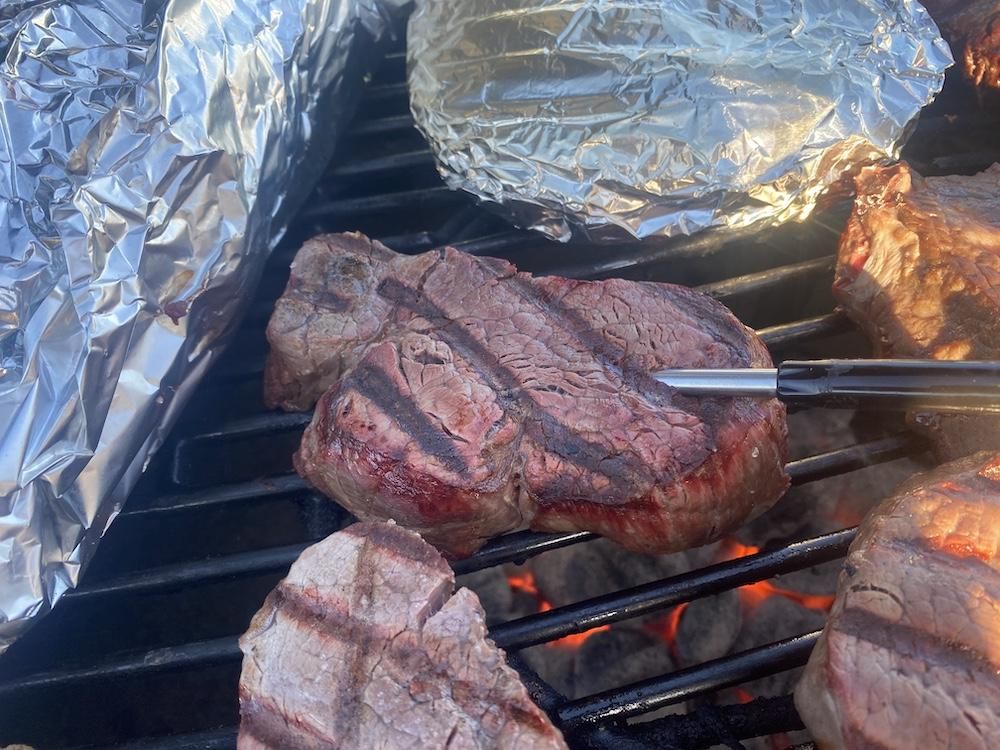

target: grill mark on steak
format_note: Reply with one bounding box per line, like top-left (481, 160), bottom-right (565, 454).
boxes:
top-left (273, 233), bottom-right (787, 557)
top-left (505, 275), bottom-right (731, 448)
top-left (835, 607), bottom-right (998, 678)
top-left (347, 360), bottom-right (470, 476)
top-left (375, 276), bottom-right (652, 494)
top-left (796, 452), bottom-right (1000, 750)
top-left (238, 522), bottom-right (568, 749)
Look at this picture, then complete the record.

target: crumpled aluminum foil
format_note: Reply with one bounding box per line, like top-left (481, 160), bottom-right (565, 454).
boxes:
top-left (408, 0), bottom-right (952, 242)
top-left (0, 0), bottom-right (405, 652)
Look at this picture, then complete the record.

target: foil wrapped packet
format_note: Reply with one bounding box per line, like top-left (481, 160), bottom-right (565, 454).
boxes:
top-left (0, 0), bottom-right (404, 651)
top-left (409, 0), bottom-right (952, 242)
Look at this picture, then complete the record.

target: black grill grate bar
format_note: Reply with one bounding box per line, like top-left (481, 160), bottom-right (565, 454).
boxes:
top-left (695, 256), bottom-right (835, 301)
top-left (0, 575), bottom-right (823, 705)
top-left (453, 530), bottom-right (597, 575)
top-left (490, 528), bottom-right (854, 651)
top-left (79, 436), bottom-right (916, 612)
top-left (786, 433), bottom-right (922, 486)
top-left (0, 637), bottom-right (241, 697)
top-left (348, 113), bottom-right (416, 137)
top-left (557, 631), bottom-right (820, 729)
top-left (758, 312), bottom-right (852, 348)
top-left (61, 543), bottom-right (311, 604)
top-left (299, 185), bottom-right (457, 220)
top-left (120, 475), bottom-right (310, 518)
top-left (573, 695), bottom-right (804, 750)
top-left (152, 431), bottom-right (913, 543)
top-left (358, 80), bottom-right (408, 106)
top-left (104, 728), bottom-right (238, 750)
top-left (329, 148), bottom-right (434, 178)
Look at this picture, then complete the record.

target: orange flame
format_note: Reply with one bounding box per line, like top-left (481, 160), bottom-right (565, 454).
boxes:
top-left (717, 539), bottom-right (835, 614)
top-left (507, 570), bottom-right (610, 648)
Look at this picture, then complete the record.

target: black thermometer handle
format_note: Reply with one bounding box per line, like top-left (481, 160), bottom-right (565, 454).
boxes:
top-left (777, 359), bottom-right (1000, 412)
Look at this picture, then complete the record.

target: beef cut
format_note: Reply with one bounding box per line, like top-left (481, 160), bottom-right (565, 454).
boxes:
top-left (833, 162), bottom-right (1000, 460)
top-left (795, 451), bottom-right (1000, 750)
top-left (922, 0), bottom-right (1000, 89)
top-left (267, 233), bottom-right (788, 557)
top-left (238, 521), bottom-right (568, 750)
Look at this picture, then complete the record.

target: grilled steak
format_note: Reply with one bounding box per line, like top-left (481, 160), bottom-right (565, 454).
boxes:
top-left (833, 162), bottom-right (1000, 460)
top-left (268, 233), bottom-right (788, 557)
top-left (795, 451), bottom-right (1000, 750)
top-left (238, 521), bottom-right (568, 750)
top-left (922, 0), bottom-right (1000, 89)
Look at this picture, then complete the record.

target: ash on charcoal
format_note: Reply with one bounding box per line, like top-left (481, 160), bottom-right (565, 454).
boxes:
top-left (457, 567), bottom-right (517, 624)
top-left (521, 626), bottom-right (676, 700)
top-left (673, 591), bottom-right (743, 667)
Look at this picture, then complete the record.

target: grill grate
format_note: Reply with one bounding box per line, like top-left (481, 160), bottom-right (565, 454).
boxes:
top-left (1, 31), bottom-right (998, 750)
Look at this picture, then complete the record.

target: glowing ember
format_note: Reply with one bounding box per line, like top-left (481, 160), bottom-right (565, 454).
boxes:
top-left (646, 603), bottom-right (689, 663)
top-left (734, 687), bottom-right (755, 704)
top-left (717, 539), bottom-right (835, 614)
top-left (506, 570), bottom-right (609, 648)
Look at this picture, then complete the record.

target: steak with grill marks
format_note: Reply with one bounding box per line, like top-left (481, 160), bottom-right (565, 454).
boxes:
top-left (795, 451), bottom-right (1000, 750)
top-left (268, 232), bottom-right (789, 557)
top-left (922, 0), bottom-right (1000, 89)
top-left (238, 521), bottom-right (567, 749)
top-left (834, 162), bottom-right (1000, 461)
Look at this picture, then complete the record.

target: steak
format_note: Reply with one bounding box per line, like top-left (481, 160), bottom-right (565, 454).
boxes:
top-left (922, 0), bottom-right (1000, 89)
top-left (794, 451), bottom-right (1000, 750)
top-left (833, 162), bottom-right (1000, 460)
top-left (238, 521), bottom-right (568, 750)
top-left (267, 233), bottom-right (789, 557)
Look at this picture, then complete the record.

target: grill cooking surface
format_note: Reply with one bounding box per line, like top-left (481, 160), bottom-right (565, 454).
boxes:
top-left (1, 36), bottom-right (998, 750)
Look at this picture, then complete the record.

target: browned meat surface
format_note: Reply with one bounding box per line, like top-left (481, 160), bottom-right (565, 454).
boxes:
top-left (795, 452), bottom-right (1000, 749)
top-left (238, 521), bottom-right (568, 750)
top-left (923, 0), bottom-right (1000, 89)
top-left (833, 162), bottom-right (1000, 460)
top-left (267, 232), bottom-right (788, 557)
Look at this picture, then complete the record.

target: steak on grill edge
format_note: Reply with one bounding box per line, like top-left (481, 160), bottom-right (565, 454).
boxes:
top-left (834, 162), bottom-right (1000, 461)
top-left (795, 451), bottom-right (1000, 750)
top-left (922, 0), bottom-right (1000, 89)
top-left (266, 232), bottom-right (789, 557)
top-left (238, 521), bottom-right (567, 749)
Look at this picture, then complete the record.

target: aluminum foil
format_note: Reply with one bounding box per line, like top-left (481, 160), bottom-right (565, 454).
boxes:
top-left (0, 0), bottom-right (405, 651)
top-left (408, 0), bottom-right (952, 242)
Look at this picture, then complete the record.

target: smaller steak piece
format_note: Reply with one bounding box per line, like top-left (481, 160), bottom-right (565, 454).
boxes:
top-left (238, 521), bottom-right (567, 750)
top-left (265, 233), bottom-right (399, 411)
top-left (834, 162), bottom-right (1000, 460)
top-left (795, 452), bottom-right (1000, 750)
top-left (272, 233), bottom-right (788, 557)
top-left (922, 0), bottom-right (1000, 89)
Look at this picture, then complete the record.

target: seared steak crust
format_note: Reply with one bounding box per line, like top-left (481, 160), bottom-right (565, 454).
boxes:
top-left (269, 233), bottom-right (788, 557)
top-left (833, 162), bottom-right (1000, 460)
top-left (923, 0), bottom-right (1000, 89)
top-left (795, 452), bottom-right (1000, 750)
top-left (238, 521), bottom-right (568, 749)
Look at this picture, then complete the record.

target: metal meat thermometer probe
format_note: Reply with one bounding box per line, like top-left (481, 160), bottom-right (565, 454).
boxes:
top-left (653, 360), bottom-right (1000, 413)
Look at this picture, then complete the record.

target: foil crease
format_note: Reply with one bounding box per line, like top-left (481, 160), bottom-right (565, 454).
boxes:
top-left (408, 0), bottom-right (952, 242)
top-left (0, 0), bottom-right (404, 651)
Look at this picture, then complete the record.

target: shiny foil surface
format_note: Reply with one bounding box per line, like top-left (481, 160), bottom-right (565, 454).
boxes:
top-left (0, 0), bottom-right (404, 651)
top-left (408, 0), bottom-right (952, 242)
